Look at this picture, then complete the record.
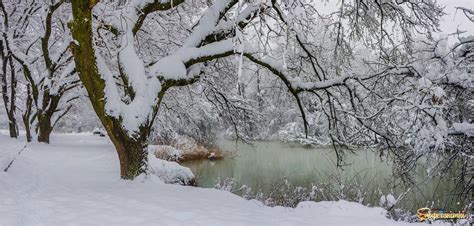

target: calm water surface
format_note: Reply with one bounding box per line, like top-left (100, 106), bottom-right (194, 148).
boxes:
top-left (183, 140), bottom-right (464, 213)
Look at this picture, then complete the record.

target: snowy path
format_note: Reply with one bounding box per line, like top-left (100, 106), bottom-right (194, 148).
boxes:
top-left (0, 133), bottom-right (428, 226)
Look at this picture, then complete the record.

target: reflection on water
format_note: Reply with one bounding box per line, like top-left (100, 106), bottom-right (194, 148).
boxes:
top-left (183, 140), bottom-right (464, 213)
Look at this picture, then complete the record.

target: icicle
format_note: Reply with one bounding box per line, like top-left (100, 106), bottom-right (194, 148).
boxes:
top-left (235, 1), bottom-right (245, 96)
top-left (282, 24), bottom-right (289, 70)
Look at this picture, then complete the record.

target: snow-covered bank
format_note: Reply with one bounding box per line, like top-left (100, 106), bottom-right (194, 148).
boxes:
top-left (0, 133), bottom-right (434, 226)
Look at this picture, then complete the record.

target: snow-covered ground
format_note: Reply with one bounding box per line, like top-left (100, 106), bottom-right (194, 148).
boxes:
top-left (0, 132), bottom-right (436, 226)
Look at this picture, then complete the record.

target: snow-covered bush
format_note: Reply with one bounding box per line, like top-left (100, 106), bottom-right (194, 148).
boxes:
top-left (147, 151), bottom-right (195, 186)
top-left (149, 134), bottom-right (225, 162)
top-left (150, 145), bottom-right (184, 162)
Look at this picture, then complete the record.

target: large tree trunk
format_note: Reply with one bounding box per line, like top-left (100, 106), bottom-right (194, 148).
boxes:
top-left (113, 139), bottom-right (148, 179)
top-left (37, 93), bottom-right (61, 143)
top-left (69, 0), bottom-right (150, 179)
top-left (37, 113), bottom-right (52, 143)
top-left (106, 121), bottom-right (149, 179)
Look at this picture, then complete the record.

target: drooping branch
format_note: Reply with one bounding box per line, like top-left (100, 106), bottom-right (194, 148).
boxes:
top-left (42, 0), bottom-right (66, 74)
top-left (132, 0), bottom-right (186, 35)
top-left (10, 51), bottom-right (39, 107)
top-left (270, 0), bottom-right (326, 81)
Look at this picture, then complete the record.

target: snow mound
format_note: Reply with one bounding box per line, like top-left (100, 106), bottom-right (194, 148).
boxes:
top-left (149, 144), bottom-right (183, 161)
top-left (147, 151), bottom-right (195, 186)
top-left (380, 194), bottom-right (397, 209)
top-left (431, 86), bottom-right (445, 98)
top-left (418, 77), bottom-right (432, 88)
top-left (451, 122), bottom-right (474, 137)
top-left (296, 200), bottom-right (387, 218)
top-left (150, 55), bottom-right (187, 80)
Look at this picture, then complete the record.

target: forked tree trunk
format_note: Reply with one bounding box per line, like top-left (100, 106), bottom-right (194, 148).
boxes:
top-left (37, 94), bottom-right (61, 143)
top-left (37, 113), bottom-right (52, 143)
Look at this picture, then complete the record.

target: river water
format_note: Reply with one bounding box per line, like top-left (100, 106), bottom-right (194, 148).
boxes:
top-left (183, 140), bottom-right (465, 213)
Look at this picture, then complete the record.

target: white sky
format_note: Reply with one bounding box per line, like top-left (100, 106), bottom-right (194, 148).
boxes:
top-left (438, 0), bottom-right (474, 36)
top-left (317, 0), bottom-right (473, 40)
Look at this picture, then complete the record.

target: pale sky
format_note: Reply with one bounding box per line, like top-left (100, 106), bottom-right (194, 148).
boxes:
top-left (438, 0), bottom-right (474, 36)
top-left (317, 0), bottom-right (473, 38)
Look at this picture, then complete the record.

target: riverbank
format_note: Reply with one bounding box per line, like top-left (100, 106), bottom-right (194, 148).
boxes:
top-left (0, 132), bottom-right (447, 225)
top-left (183, 140), bottom-right (466, 215)
top-left (150, 143), bottom-right (225, 162)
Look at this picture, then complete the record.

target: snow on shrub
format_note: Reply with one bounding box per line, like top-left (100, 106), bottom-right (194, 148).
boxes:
top-left (147, 150), bottom-right (195, 186)
top-left (149, 136), bottom-right (225, 162)
top-left (149, 145), bottom-right (184, 162)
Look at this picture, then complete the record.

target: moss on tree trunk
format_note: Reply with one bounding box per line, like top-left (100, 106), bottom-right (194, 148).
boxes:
top-left (107, 123), bottom-right (149, 179)
top-left (69, 0), bottom-right (149, 179)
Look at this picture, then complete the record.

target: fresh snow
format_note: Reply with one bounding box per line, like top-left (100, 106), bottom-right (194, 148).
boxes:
top-left (380, 194), bottom-right (397, 209)
top-left (147, 151), bottom-right (195, 185)
top-left (0, 132), bottom-right (440, 226)
top-left (92, 0), bottom-right (251, 134)
top-left (149, 145), bottom-right (184, 162)
top-left (450, 122), bottom-right (474, 137)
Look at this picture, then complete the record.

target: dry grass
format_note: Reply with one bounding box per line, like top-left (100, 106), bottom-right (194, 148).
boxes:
top-left (179, 142), bottom-right (224, 162)
top-left (151, 142), bottom-right (225, 163)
